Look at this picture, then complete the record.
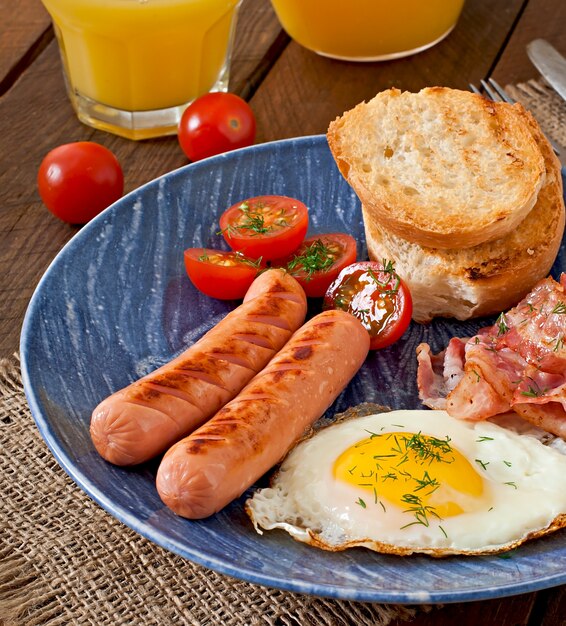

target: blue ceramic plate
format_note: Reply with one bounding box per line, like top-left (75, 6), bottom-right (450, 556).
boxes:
top-left (21, 136), bottom-right (566, 604)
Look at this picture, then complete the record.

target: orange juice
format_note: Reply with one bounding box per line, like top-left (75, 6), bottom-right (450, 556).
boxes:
top-left (41, 0), bottom-right (241, 139)
top-left (269, 0), bottom-right (465, 61)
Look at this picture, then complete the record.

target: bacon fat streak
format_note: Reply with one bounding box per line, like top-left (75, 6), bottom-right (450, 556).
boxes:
top-left (417, 274), bottom-right (566, 438)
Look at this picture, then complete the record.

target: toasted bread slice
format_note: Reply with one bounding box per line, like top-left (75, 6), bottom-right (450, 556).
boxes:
top-left (363, 110), bottom-right (564, 322)
top-left (328, 87), bottom-right (546, 249)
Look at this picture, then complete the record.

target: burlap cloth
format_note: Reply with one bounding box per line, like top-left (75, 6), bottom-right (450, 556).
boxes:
top-left (506, 77), bottom-right (566, 151)
top-left (0, 354), bottom-right (424, 626)
top-left (2, 78), bottom-right (564, 626)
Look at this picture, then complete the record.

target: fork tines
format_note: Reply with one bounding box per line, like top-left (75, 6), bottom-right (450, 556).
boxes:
top-left (469, 78), bottom-right (516, 103)
top-left (470, 78), bottom-right (561, 155)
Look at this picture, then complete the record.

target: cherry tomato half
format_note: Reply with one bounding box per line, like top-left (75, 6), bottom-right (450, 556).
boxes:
top-left (277, 233), bottom-right (357, 298)
top-left (178, 92), bottom-right (256, 162)
top-left (37, 142), bottom-right (124, 224)
top-left (323, 260), bottom-right (413, 350)
top-left (184, 248), bottom-right (262, 300)
top-left (219, 195), bottom-right (309, 261)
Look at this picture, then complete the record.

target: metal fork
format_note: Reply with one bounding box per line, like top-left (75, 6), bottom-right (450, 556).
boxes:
top-left (470, 78), bottom-right (561, 156)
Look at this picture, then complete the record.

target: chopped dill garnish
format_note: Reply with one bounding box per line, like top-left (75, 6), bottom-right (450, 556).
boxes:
top-left (364, 429), bottom-right (380, 439)
top-left (381, 472), bottom-right (398, 481)
top-left (413, 471), bottom-right (440, 495)
top-left (400, 493), bottom-right (440, 529)
top-left (286, 239), bottom-right (338, 280)
top-left (503, 460), bottom-right (512, 467)
top-left (366, 259), bottom-right (401, 295)
top-left (496, 312), bottom-right (509, 335)
top-left (234, 253), bottom-right (263, 268)
top-left (403, 432), bottom-right (454, 465)
top-left (551, 302), bottom-right (566, 315)
top-left (520, 385), bottom-right (540, 398)
top-left (504, 481), bottom-right (518, 489)
top-left (356, 497), bottom-right (367, 509)
top-left (221, 202), bottom-right (272, 237)
top-left (475, 459), bottom-right (489, 471)
top-left (496, 550), bottom-right (516, 560)
top-left (476, 436), bottom-right (494, 442)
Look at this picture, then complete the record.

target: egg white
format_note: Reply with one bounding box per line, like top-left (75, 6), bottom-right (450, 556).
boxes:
top-left (246, 410), bottom-right (566, 555)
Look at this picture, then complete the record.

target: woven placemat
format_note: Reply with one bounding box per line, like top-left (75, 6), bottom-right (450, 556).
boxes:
top-left (0, 355), bottom-right (424, 626)
top-left (3, 78), bottom-right (563, 626)
top-left (506, 77), bottom-right (566, 150)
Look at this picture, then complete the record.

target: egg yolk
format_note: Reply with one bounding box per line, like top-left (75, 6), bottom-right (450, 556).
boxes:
top-left (333, 431), bottom-right (486, 521)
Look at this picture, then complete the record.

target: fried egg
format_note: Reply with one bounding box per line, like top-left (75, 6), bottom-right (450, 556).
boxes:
top-left (246, 409), bottom-right (566, 555)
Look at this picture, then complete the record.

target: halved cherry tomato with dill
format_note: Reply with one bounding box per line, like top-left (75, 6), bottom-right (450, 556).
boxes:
top-left (219, 195), bottom-right (308, 261)
top-left (184, 248), bottom-right (263, 300)
top-left (276, 233), bottom-right (357, 298)
top-left (323, 260), bottom-right (412, 350)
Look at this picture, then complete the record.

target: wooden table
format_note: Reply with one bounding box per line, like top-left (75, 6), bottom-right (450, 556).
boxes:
top-left (1, 0), bottom-right (565, 623)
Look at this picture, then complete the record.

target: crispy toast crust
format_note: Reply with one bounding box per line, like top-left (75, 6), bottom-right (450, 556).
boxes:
top-left (362, 110), bottom-right (564, 322)
top-left (328, 87), bottom-right (547, 249)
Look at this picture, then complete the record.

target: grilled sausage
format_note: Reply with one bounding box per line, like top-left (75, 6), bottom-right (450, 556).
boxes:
top-left (156, 309), bottom-right (370, 518)
top-left (90, 269), bottom-right (307, 465)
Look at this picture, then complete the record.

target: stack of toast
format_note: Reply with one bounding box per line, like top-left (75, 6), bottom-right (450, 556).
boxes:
top-left (327, 87), bottom-right (565, 322)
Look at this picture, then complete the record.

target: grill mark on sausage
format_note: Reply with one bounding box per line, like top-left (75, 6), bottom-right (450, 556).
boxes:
top-left (309, 320), bottom-right (337, 329)
top-left (245, 314), bottom-right (291, 330)
top-left (167, 368), bottom-right (231, 391)
top-left (292, 345), bottom-right (313, 360)
top-left (269, 291), bottom-right (306, 304)
top-left (268, 368), bottom-right (305, 384)
top-left (285, 339), bottom-right (325, 347)
top-left (232, 333), bottom-right (276, 350)
top-left (263, 363), bottom-right (308, 373)
top-left (227, 393), bottom-right (275, 404)
top-left (124, 383), bottom-right (210, 426)
top-left (203, 351), bottom-right (255, 371)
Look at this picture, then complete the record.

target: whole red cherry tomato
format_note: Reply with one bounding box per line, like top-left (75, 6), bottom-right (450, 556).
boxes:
top-left (277, 233), bottom-right (357, 297)
top-left (37, 142), bottom-right (124, 224)
top-left (184, 248), bottom-right (263, 300)
top-left (323, 260), bottom-right (413, 350)
top-left (178, 92), bottom-right (256, 162)
top-left (219, 195), bottom-right (308, 261)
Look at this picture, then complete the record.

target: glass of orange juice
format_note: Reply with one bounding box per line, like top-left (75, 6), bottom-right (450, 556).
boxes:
top-left (41, 0), bottom-right (242, 140)
top-left (269, 0), bottom-right (465, 61)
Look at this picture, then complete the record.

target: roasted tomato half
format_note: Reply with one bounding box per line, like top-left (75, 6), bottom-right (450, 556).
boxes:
top-left (323, 260), bottom-right (412, 349)
top-left (219, 195), bottom-right (308, 261)
top-left (184, 248), bottom-right (262, 300)
top-left (277, 233), bottom-right (357, 298)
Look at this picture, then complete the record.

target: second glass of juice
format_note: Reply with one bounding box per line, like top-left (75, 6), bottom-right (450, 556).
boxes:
top-left (41, 0), bottom-right (242, 140)
top-left (269, 0), bottom-right (465, 61)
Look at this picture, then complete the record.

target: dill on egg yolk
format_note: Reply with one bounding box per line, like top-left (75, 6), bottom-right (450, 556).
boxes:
top-left (333, 431), bottom-right (485, 519)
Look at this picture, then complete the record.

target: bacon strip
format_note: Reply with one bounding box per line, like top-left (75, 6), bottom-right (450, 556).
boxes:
top-left (417, 274), bottom-right (566, 438)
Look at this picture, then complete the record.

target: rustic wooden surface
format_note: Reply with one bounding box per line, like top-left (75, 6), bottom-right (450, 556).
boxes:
top-left (1, 0), bottom-right (565, 622)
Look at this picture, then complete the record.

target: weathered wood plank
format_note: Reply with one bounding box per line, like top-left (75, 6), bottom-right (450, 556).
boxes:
top-left (0, 0), bottom-right (283, 357)
top-left (0, 0), bottom-right (52, 94)
top-left (492, 0), bottom-right (566, 84)
top-left (392, 592), bottom-right (538, 626)
top-left (249, 0), bottom-right (527, 142)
